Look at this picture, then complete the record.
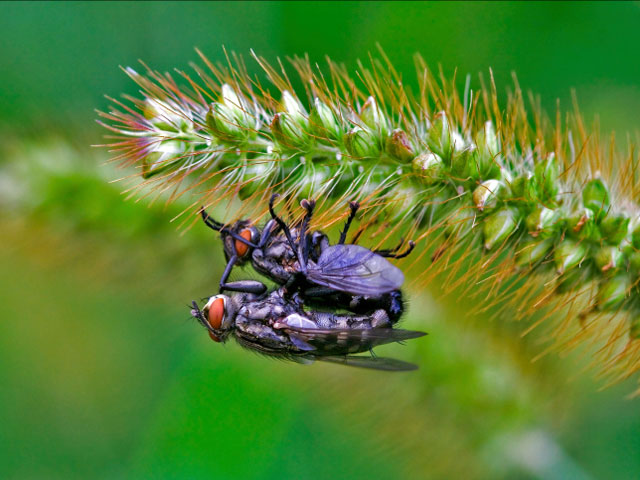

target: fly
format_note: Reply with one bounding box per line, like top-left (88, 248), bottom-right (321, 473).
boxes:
top-left (190, 287), bottom-right (426, 371)
top-left (199, 194), bottom-right (415, 321)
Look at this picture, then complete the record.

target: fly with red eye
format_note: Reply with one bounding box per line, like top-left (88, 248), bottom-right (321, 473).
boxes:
top-left (199, 194), bottom-right (416, 322)
top-left (190, 287), bottom-right (427, 371)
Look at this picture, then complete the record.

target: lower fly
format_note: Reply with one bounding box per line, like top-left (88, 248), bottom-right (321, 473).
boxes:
top-left (190, 287), bottom-right (426, 371)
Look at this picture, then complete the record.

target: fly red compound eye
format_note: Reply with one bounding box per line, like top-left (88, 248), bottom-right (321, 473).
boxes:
top-left (235, 229), bottom-right (253, 257)
top-left (205, 296), bottom-right (226, 342)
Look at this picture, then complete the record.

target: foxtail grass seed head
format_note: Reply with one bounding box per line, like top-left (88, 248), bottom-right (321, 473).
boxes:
top-left (99, 50), bottom-right (640, 388)
top-left (483, 207), bottom-right (518, 251)
top-left (309, 98), bottom-right (341, 141)
top-left (596, 274), bottom-right (630, 311)
top-left (554, 239), bottom-right (588, 274)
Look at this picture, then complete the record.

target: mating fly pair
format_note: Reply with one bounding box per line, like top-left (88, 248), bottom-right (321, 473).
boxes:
top-left (190, 195), bottom-right (425, 371)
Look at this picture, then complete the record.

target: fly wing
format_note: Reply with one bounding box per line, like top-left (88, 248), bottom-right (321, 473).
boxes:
top-left (282, 326), bottom-right (426, 355)
top-left (306, 244), bottom-right (404, 296)
top-left (317, 355), bottom-right (419, 371)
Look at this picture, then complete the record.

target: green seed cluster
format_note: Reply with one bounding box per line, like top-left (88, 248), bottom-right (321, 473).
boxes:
top-left (103, 62), bottom-right (640, 343)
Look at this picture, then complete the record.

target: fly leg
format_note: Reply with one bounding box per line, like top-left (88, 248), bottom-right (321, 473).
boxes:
top-left (298, 199), bottom-right (316, 273)
top-left (269, 194), bottom-right (298, 253)
top-left (218, 254), bottom-right (267, 294)
top-left (375, 240), bottom-right (416, 259)
top-left (338, 201), bottom-right (360, 244)
top-left (199, 207), bottom-right (225, 231)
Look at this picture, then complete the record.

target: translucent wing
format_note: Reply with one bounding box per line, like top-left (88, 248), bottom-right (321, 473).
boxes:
top-left (282, 326), bottom-right (426, 356)
top-left (306, 244), bottom-right (404, 295)
top-left (317, 355), bottom-right (419, 371)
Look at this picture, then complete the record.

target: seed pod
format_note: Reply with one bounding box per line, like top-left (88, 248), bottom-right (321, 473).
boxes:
top-left (510, 172), bottom-right (537, 204)
top-left (270, 112), bottom-right (309, 150)
top-left (566, 208), bottom-right (600, 242)
top-left (359, 96), bottom-right (388, 137)
top-left (412, 152), bottom-right (444, 185)
top-left (534, 153), bottom-right (559, 204)
top-left (525, 206), bottom-right (557, 237)
top-left (594, 246), bottom-right (623, 272)
top-left (142, 98), bottom-right (192, 133)
top-left (472, 121), bottom-right (501, 179)
top-left (515, 237), bottom-right (555, 268)
top-left (207, 103), bottom-right (247, 144)
top-left (483, 207), bottom-right (518, 250)
top-left (281, 90), bottom-right (308, 124)
top-left (427, 112), bottom-right (464, 162)
top-left (309, 98), bottom-right (341, 141)
top-left (596, 274), bottom-right (630, 311)
top-left (141, 139), bottom-right (187, 178)
top-left (473, 179), bottom-right (503, 212)
top-left (600, 214), bottom-right (630, 245)
top-left (554, 239), bottom-right (588, 274)
top-left (385, 129), bottom-right (415, 162)
top-left (344, 127), bottom-right (380, 158)
top-left (582, 178), bottom-right (610, 220)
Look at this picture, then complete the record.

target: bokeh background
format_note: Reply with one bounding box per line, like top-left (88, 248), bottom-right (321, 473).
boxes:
top-left (1, 2), bottom-right (640, 479)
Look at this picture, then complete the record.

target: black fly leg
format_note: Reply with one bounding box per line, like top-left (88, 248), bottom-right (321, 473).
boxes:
top-left (200, 207), bottom-right (224, 231)
top-left (374, 237), bottom-right (404, 257)
top-left (377, 240), bottom-right (416, 259)
top-left (338, 201), bottom-right (360, 244)
top-left (298, 199), bottom-right (316, 272)
top-left (269, 194), bottom-right (298, 252)
top-left (218, 254), bottom-right (267, 294)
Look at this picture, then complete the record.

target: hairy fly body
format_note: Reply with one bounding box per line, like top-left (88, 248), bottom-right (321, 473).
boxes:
top-left (191, 287), bottom-right (426, 371)
top-left (199, 195), bottom-right (415, 321)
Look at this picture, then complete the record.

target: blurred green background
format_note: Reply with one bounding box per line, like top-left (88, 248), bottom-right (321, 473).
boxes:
top-left (1, 2), bottom-right (640, 479)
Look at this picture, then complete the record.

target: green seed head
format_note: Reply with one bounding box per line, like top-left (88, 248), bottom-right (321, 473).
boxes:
top-left (344, 127), bottom-right (380, 158)
top-left (582, 178), bottom-right (610, 220)
top-left (270, 112), bottom-right (309, 150)
top-left (309, 98), bottom-right (341, 141)
top-left (473, 179), bottom-right (503, 211)
top-left (385, 129), bottom-right (415, 162)
top-left (554, 239), bottom-right (588, 274)
top-left (600, 214), bottom-right (630, 245)
top-left (515, 237), bottom-right (555, 268)
top-left (206, 103), bottom-right (247, 144)
top-left (143, 98), bottom-right (192, 133)
top-left (472, 121), bottom-right (501, 179)
top-left (412, 152), bottom-right (444, 184)
top-left (483, 207), bottom-right (518, 250)
top-left (359, 96), bottom-right (388, 137)
top-left (594, 245), bottom-right (623, 272)
top-left (281, 90), bottom-right (308, 124)
top-left (525, 206), bottom-right (558, 237)
top-left (597, 274), bottom-right (630, 311)
top-left (534, 153), bottom-right (559, 205)
top-left (427, 112), bottom-right (465, 162)
top-left (141, 139), bottom-right (188, 179)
